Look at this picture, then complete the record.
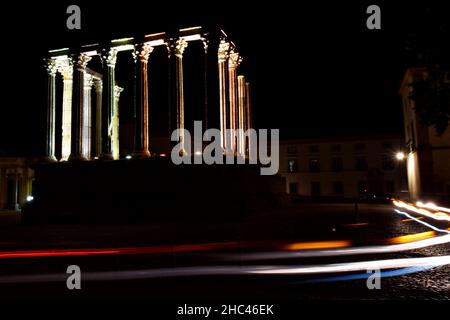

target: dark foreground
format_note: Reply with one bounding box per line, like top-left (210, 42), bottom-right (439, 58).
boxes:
top-left (0, 203), bottom-right (449, 305)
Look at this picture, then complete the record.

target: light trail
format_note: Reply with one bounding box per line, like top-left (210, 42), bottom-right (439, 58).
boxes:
top-left (393, 200), bottom-right (450, 222)
top-left (0, 255), bottom-right (448, 283)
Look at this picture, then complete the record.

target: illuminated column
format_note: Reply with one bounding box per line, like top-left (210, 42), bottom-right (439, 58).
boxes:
top-left (57, 59), bottom-right (73, 161)
top-left (69, 53), bottom-right (91, 161)
top-left (237, 75), bottom-right (247, 156)
top-left (175, 39), bottom-right (188, 154)
top-left (228, 51), bottom-right (242, 155)
top-left (112, 86), bottom-right (123, 160)
top-left (218, 41), bottom-right (230, 151)
top-left (202, 38), bottom-right (209, 131)
top-left (45, 59), bottom-right (57, 161)
top-left (82, 74), bottom-right (93, 160)
top-left (100, 48), bottom-right (117, 160)
top-left (132, 43), bottom-right (153, 158)
top-left (94, 79), bottom-right (103, 158)
top-left (246, 82), bottom-right (252, 129)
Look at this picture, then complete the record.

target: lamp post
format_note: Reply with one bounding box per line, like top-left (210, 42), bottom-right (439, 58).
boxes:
top-left (395, 151), bottom-right (406, 199)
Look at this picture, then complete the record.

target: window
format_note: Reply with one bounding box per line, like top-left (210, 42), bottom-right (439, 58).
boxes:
top-left (288, 159), bottom-right (297, 173)
top-left (382, 155), bottom-right (395, 170)
top-left (333, 181), bottom-right (344, 195)
top-left (287, 146), bottom-right (297, 155)
top-left (358, 181), bottom-right (368, 194)
top-left (289, 183), bottom-right (298, 195)
top-left (309, 159), bottom-right (320, 172)
top-left (386, 181), bottom-right (395, 194)
top-left (309, 145), bottom-right (319, 153)
top-left (331, 144), bottom-right (342, 153)
top-left (331, 157), bottom-right (343, 172)
top-left (354, 143), bottom-right (366, 152)
top-left (355, 157), bottom-right (367, 171)
top-left (311, 181), bottom-right (321, 196)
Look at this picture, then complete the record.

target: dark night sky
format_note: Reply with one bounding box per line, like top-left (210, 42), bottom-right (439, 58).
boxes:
top-left (0, 1), bottom-right (448, 155)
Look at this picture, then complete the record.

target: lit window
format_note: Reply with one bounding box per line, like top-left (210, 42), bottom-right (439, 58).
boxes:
top-left (288, 159), bottom-right (298, 173)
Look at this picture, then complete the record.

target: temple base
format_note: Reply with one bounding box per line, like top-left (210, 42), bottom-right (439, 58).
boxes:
top-left (22, 159), bottom-right (285, 224)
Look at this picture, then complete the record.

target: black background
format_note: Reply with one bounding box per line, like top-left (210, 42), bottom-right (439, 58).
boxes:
top-left (0, 0), bottom-right (448, 155)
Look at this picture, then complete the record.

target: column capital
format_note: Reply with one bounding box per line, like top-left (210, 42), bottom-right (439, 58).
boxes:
top-left (201, 37), bottom-right (209, 53)
top-left (218, 41), bottom-right (230, 62)
top-left (114, 86), bottom-right (124, 98)
top-left (84, 73), bottom-right (93, 88)
top-left (228, 51), bottom-right (243, 69)
top-left (55, 57), bottom-right (73, 80)
top-left (133, 43), bottom-right (154, 63)
top-left (74, 53), bottom-right (92, 71)
top-left (175, 38), bottom-right (188, 58)
top-left (93, 79), bottom-right (103, 91)
top-left (45, 58), bottom-right (58, 75)
top-left (101, 48), bottom-right (118, 67)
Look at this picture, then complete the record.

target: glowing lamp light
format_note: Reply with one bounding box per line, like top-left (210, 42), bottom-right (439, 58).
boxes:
top-left (26, 196), bottom-right (34, 202)
top-left (396, 152), bottom-right (405, 160)
top-left (159, 153), bottom-right (166, 157)
top-left (195, 151), bottom-right (202, 156)
top-left (125, 155), bottom-right (132, 160)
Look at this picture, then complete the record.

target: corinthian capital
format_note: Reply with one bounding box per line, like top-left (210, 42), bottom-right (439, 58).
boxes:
top-left (84, 74), bottom-right (93, 88)
top-left (175, 38), bottom-right (188, 58)
top-left (45, 58), bottom-right (57, 75)
top-left (228, 51), bottom-right (243, 69)
top-left (114, 86), bottom-right (124, 98)
top-left (218, 41), bottom-right (230, 62)
top-left (133, 43), bottom-right (154, 63)
top-left (55, 57), bottom-right (73, 80)
top-left (102, 48), bottom-right (118, 67)
top-left (75, 53), bottom-right (92, 71)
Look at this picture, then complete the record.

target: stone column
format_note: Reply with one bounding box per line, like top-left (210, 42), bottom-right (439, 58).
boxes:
top-left (202, 38), bottom-right (209, 132)
top-left (245, 82), bottom-right (253, 157)
top-left (82, 74), bottom-right (93, 160)
top-left (69, 53), bottom-right (91, 161)
top-left (0, 168), bottom-right (6, 209)
top-left (132, 43), bottom-right (153, 158)
top-left (228, 51), bottom-right (242, 155)
top-left (94, 79), bottom-right (103, 158)
top-left (57, 58), bottom-right (73, 161)
top-left (100, 48), bottom-right (117, 160)
top-left (237, 75), bottom-right (247, 157)
top-left (112, 86), bottom-right (123, 160)
top-left (218, 41), bottom-right (230, 152)
top-left (175, 39), bottom-right (188, 154)
top-left (45, 59), bottom-right (57, 161)
top-left (246, 82), bottom-right (252, 130)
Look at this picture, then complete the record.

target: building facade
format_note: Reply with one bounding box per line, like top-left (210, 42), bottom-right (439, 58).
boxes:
top-left (399, 68), bottom-right (450, 201)
top-left (280, 135), bottom-right (406, 199)
top-left (0, 157), bottom-right (36, 210)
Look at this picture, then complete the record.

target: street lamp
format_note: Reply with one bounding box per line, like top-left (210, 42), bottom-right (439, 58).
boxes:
top-left (396, 152), bottom-right (405, 161)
